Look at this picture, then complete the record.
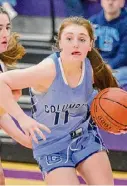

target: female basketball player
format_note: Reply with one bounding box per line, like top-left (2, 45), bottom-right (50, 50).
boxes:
top-left (0, 6), bottom-right (33, 184)
top-left (0, 17), bottom-right (118, 185)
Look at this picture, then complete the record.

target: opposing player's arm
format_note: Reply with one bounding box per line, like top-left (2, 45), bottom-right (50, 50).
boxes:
top-left (0, 114), bottom-right (32, 149)
top-left (0, 87), bottom-right (22, 117)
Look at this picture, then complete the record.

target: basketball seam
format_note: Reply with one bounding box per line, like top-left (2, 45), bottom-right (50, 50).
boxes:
top-left (97, 98), bottom-right (126, 127)
top-left (91, 88), bottom-right (127, 133)
top-left (93, 98), bottom-right (117, 132)
top-left (101, 98), bottom-right (127, 109)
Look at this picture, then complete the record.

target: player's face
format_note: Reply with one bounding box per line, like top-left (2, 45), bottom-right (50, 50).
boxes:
top-left (0, 14), bottom-right (11, 53)
top-left (101, 0), bottom-right (124, 15)
top-left (59, 24), bottom-right (92, 62)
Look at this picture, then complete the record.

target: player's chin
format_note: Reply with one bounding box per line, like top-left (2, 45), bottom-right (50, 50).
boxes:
top-left (0, 48), bottom-right (7, 53)
top-left (71, 55), bottom-right (83, 62)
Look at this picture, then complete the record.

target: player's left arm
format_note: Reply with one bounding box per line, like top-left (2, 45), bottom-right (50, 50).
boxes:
top-left (0, 113), bottom-right (32, 149)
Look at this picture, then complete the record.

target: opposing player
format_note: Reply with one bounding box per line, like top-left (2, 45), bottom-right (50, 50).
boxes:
top-left (0, 17), bottom-right (118, 185)
top-left (0, 6), bottom-right (33, 184)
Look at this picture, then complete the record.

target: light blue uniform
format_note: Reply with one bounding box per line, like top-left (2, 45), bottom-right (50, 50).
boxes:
top-left (29, 52), bottom-right (106, 179)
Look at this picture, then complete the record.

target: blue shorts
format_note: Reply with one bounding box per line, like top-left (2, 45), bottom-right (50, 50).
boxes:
top-left (36, 119), bottom-right (107, 179)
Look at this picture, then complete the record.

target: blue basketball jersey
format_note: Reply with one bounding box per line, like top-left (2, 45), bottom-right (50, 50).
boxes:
top-left (29, 52), bottom-right (98, 157)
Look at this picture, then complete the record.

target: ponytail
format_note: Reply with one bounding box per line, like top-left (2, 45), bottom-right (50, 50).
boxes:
top-left (87, 48), bottom-right (118, 90)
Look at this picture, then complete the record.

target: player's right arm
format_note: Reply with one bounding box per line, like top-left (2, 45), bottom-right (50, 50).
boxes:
top-left (0, 58), bottom-right (55, 142)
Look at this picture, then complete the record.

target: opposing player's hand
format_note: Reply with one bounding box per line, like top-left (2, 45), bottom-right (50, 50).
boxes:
top-left (12, 89), bottom-right (22, 101)
top-left (17, 114), bottom-right (51, 143)
top-left (0, 90), bottom-right (22, 116)
top-left (0, 107), bottom-right (6, 116)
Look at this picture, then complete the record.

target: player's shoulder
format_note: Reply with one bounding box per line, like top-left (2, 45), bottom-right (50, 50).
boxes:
top-left (39, 56), bottom-right (55, 67)
top-left (40, 56), bottom-right (54, 65)
top-left (36, 55), bottom-right (56, 77)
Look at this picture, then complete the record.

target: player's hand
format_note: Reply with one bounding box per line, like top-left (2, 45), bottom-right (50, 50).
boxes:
top-left (119, 129), bottom-right (127, 134)
top-left (17, 114), bottom-right (51, 143)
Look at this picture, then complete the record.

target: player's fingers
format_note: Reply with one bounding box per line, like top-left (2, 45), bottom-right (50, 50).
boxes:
top-left (29, 129), bottom-right (38, 143)
top-left (119, 129), bottom-right (127, 134)
top-left (39, 124), bottom-right (51, 133)
top-left (34, 127), bottom-right (46, 141)
top-left (110, 130), bottom-right (120, 135)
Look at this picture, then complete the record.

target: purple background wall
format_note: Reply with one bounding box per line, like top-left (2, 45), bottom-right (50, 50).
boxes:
top-left (14, 0), bottom-right (66, 17)
top-left (100, 130), bottom-right (127, 151)
top-left (14, 0), bottom-right (101, 17)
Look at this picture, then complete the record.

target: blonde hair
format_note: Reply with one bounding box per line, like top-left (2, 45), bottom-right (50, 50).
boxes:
top-left (0, 6), bottom-right (25, 66)
top-left (0, 33), bottom-right (25, 66)
top-left (55, 17), bottom-right (118, 90)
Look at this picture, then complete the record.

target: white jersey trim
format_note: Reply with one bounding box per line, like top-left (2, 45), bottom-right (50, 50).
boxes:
top-left (58, 57), bottom-right (85, 86)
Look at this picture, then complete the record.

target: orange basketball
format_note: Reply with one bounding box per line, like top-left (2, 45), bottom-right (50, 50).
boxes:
top-left (90, 88), bottom-right (127, 134)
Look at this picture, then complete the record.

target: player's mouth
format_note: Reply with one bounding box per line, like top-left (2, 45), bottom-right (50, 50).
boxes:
top-left (1, 41), bottom-right (8, 48)
top-left (71, 51), bottom-right (81, 56)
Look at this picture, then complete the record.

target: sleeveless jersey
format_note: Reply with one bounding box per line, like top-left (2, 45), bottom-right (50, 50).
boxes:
top-left (29, 52), bottom-right (98, 157)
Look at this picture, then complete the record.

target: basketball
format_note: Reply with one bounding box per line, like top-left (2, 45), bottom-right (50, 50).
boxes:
top-left (90, 88), bottom-right (127, 134)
